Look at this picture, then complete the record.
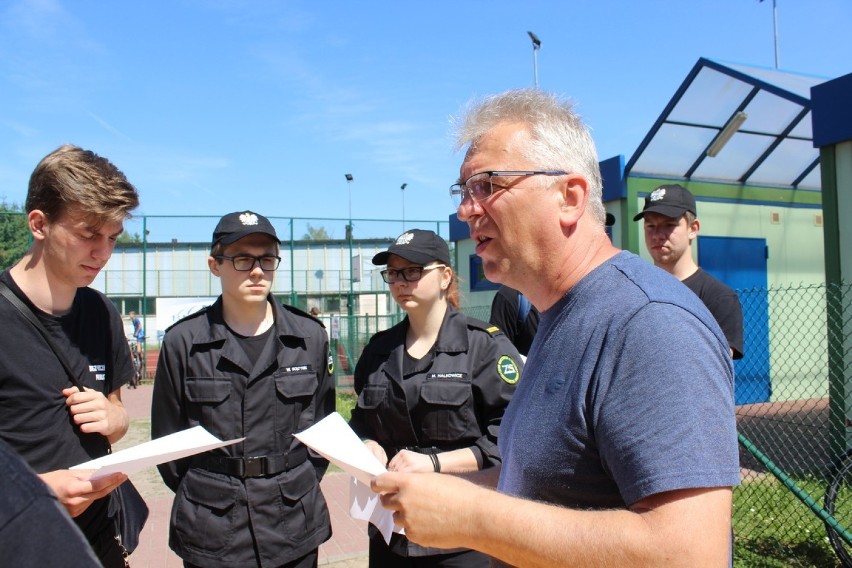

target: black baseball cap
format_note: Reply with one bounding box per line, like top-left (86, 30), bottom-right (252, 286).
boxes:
top-left (633, 184), bottom-right (697, 221)
top-left (211, 211), bottom-right (280, 247)
top-left (372, 229), bottom-right (451, 266)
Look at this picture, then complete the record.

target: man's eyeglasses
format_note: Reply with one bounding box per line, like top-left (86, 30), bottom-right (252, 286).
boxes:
top-left (380, 263), bottom-right (446, 284)
top-left (449, 170), bottom-right (567, 208)
top-left (215, 255), bottom-right (281, 272)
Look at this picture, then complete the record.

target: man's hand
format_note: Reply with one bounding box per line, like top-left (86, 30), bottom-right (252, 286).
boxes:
top-left (39, 469), bottom-right (127, 518)
top-left (63, 387), bottom-right (129, 443)
top-left (372, 471), bottom-right (476, 549)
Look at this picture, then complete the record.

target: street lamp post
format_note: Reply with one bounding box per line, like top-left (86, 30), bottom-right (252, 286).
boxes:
top-left (344, 173), bottom-right (354, 377)
top-left (400, 183), bottom-right (407, 230)
top-left (527, 31), bottom-right (541, 88)
top-left (344, 174), bottom-right (354, 320)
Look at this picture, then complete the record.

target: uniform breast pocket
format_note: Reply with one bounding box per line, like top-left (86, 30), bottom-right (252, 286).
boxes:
top-left (419, 380), bottom-right (474, 442)
top-left (357, 384), bottom-right (388, 411)
top-left (184, 377), bottom-right (232, 424)
top-left (274, 371), bottom-right (319, 433)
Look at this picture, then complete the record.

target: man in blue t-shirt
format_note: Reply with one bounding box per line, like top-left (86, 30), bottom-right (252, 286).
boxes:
top-left (372, 89), bottom-right (739, 567)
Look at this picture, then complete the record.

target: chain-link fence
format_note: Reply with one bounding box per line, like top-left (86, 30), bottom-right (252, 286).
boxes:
top-left (734, 282), bottom-right (852, 566)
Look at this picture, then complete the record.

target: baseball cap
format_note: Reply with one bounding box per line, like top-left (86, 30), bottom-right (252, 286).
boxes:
top-left (633, 184), bottom-right (697, 221)
top-left (211, 211), bottom-right (280, 247)
top-left (372, 229), bottom-right (451, 266)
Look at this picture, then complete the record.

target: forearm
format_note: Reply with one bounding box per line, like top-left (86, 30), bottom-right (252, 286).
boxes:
top-left (435, 448), bottom-right (479, 474)
top-left (378, 472), bottom-right (732, 568)
top-left (461, 487), bottom-right (732, 567)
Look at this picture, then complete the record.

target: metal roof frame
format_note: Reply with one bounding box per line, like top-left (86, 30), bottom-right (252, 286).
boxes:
top-left (625, 58), bottom-right (828, 191)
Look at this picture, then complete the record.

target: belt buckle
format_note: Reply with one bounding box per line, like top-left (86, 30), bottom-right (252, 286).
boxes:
top-left (242, 456), bottom-right (265, 477)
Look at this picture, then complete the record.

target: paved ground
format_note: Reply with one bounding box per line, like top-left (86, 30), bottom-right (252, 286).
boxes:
top-left (118, 384), bottom-right (368, 567)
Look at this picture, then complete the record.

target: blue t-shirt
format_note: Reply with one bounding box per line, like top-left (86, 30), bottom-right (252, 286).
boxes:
top-left (498, 251), bottom-right (740, 508)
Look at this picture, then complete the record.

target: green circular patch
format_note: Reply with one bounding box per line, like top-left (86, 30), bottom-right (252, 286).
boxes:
top-left (497, 355), bottom-right (520, 385)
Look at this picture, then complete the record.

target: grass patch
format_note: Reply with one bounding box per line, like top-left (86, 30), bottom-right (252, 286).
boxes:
top-left (336, 391), bottom-right (357, 421)
top-left (733, 474), bottom-right (841, 567)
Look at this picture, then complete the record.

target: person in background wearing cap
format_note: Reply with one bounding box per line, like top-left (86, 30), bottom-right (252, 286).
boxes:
top-left (152, 211), bottom-right (334, 568)
top-left (349, 228), bottom-right (521, 568)
top-left (635, 184), bottom-right (744, 359)
top-left (370, 89), bottom-right (737, 567)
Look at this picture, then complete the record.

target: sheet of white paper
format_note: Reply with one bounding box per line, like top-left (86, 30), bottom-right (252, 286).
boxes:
top-left (294, 412), bottom-right (403, 540)
top-left (72, 425), bottom-right (244, 480)
top-left (349, 476), bottom-right (402, 543)
top-left (294, 412), bottom-right (385, 485)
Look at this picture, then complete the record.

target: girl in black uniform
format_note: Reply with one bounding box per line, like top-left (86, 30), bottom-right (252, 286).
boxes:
top-left (349, 229), bottom-right (522, 568)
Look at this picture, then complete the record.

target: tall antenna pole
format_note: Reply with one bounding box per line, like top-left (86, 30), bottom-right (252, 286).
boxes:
top-left (527, 31), bottom-right (541, 88)
top-left (772, 0), bottom-right (780, 69)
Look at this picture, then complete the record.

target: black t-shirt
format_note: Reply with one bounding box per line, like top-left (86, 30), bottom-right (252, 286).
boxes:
top-left (0, 270), bottom-right (134, 541)
top-left (682, 268), bottom-right (745, 359)
top-left (489, 285), bottom-right (539, 356)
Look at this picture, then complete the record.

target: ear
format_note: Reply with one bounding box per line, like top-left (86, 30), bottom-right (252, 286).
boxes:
top-left (557, 174), bottom-right (589, 229)
top-left (440, 266), bottom-right (452, 291)
top-left (27, 210), bottom-right (49, 241)
top-left (208, 256), bottom-right (221, 277)
top-left (688, 218), bottom-right (700, 241)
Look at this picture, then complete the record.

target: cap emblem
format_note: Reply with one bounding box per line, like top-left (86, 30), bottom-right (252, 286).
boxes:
top-left (395, 232), bottom-right (414, 245)
top-left (239, 212), bottom-right (259, 226)
top-left (650, 188), bottom-right (666, 202)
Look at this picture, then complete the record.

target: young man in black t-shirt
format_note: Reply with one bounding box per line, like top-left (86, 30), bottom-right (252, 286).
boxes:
top-left (635, 183), bottom-right (744, 359)
top-left (0, 145), bottom-right (139, 567)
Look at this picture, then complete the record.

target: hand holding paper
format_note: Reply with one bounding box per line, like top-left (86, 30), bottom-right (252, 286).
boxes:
top-left (294, 412), bottom-right (402, 542)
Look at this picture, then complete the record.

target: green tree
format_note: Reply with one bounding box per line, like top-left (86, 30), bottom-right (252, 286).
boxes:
top-left (116, 231), bottom-right (143, 244)
top-left (303, 224), bottom-right (331, 240)
top-left (0, 202), bottom-right (30, 270)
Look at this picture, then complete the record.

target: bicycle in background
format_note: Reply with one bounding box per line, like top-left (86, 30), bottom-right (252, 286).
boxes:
top-left (127, 337), bottom-right (144, 388)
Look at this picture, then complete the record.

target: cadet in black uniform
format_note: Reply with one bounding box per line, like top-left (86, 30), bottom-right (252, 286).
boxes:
top-left (349, 229), bottom-right (521, 568)
top-left (152, 211), bottom-right (334, 568)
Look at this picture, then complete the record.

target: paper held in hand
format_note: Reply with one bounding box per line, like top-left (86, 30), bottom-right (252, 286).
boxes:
top-left (72, 425), bottom-right (243, 480)
top-left (294, 412), bottom-right (401, 542)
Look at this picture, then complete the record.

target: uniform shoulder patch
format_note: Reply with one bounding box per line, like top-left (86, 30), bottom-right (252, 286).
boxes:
top-left (328, 355), bottom-right (335, 375)
top-left (497, 355), bottom-right (520, 385)
top-left (466, 316), bottom-right (505, 337)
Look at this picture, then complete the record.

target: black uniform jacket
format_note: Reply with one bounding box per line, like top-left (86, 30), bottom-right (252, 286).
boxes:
top-left (151, 296), bottom-right (334, 568)
top-left (349, 307), bottom-right (521, 557)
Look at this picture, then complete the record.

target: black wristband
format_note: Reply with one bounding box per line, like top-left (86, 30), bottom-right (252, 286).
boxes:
top-left (430, 452), bottom-right (441, 473)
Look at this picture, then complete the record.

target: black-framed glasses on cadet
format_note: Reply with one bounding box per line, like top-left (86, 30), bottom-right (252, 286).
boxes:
top-left (449, 170), bottom-right (568, 208)
top-left (215, 254), bottom-right (281, 271)
top-left (380, 263), bottom-right (446, 284)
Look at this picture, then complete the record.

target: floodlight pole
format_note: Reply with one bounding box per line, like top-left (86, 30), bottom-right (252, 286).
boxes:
top-left (527, 31), bottom-right (541, 88)
top-left (344, 174), bottom-right (354, 320)
top-left (401, 183), bottom-right (408, 230)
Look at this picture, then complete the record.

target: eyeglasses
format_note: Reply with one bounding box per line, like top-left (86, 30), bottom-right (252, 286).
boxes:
top-left (215, 254), bottom-right (281, 271)
top-left (449, 170), bottom-right (567, 208)
top-left (380, 263), bottom-right (446, 284)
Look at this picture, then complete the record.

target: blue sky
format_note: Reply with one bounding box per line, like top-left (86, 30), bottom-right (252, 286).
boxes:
top-left (1, 0), bottom-right (849, 242)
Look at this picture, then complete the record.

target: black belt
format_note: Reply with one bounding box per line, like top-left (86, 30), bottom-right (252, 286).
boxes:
top-left (194, 447), bottom-right (308, 478)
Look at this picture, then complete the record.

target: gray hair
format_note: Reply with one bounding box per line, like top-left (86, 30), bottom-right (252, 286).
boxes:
top-left (453, 89), bottom-right (606, 224)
